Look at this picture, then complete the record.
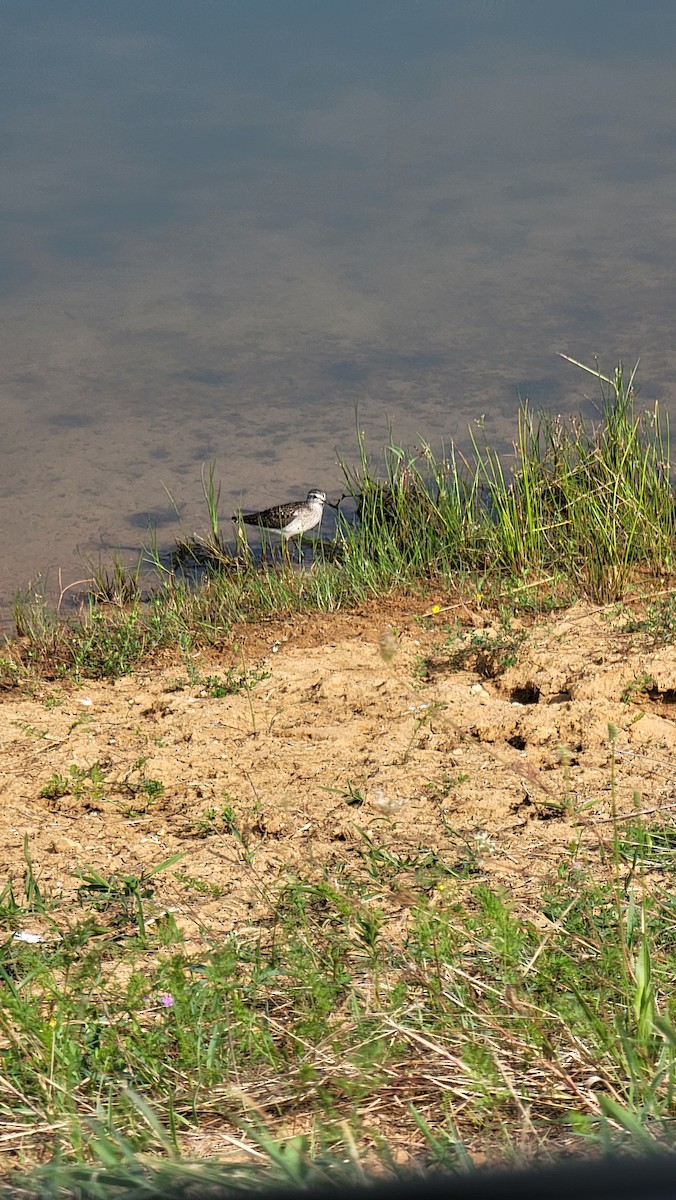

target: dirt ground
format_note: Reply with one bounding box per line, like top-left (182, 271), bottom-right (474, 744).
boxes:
top-left (1, 598), bottom-right (676, 947)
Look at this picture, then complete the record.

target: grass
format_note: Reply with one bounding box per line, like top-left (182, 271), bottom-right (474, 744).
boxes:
top-left (37, 760), bottom-right (164, 815)
top-left (622, 592), bottom-right (676, 647)
top-left (2, 356), bottom-right (676, 1189)
top-left (2, 356), bottom-right (675, 684)
top-left (438, 613), bottom-right (528, 678)
top-left (340, 356), bottom-right (673, 597)
top-left (2, 796), bottom-right (676, 1192)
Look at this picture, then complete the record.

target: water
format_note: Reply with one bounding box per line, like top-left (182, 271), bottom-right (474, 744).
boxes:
top-left (3, 0), bottom-right (676, 625)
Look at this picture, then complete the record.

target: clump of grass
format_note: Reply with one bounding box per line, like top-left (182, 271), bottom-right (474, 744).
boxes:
top-left (74, 852), bottom-right (184, 940)
top-left (39, 763), bottom-right (106, 802)
top-left (620, 673), bottom-right (656, 704)
top-left (85, 554), bottom-right (143, 606)
top-left (440, 613), bottom-right (528, 678)
top-left (0, 650), bottom-right (23, 689)
top-left (622, 593), bottom-right (676, 647)
top-left (340, 358), bottom-right (674, 603)
top-left (202, 664), bottom-right (270, 697)
top-left (170, 533), bottom-right (241, 572)
top-left (12, 583), bottom-right (66, 662)
top-left (170, 461), bottom-right (246, 575)
top-left (39, 760), bottom-right (164, 816)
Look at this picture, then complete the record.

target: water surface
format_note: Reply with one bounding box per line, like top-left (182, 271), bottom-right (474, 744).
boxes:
top-left (3, 0), bottom-right (676, 623)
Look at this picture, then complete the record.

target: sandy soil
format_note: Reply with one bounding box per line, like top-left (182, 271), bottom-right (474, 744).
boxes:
top-left (1, 598), bottom-right (676, 948)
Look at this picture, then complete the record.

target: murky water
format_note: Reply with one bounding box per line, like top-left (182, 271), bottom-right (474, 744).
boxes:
top-left (3, 0), bottom-right (676, 626)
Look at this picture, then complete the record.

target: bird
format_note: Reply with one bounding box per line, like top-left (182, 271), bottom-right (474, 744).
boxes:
top-left (234, 489), bottom-right (327, 542)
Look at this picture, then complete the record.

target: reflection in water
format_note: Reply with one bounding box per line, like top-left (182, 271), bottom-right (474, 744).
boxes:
top-left (1, 1), bottom-right (676, 624)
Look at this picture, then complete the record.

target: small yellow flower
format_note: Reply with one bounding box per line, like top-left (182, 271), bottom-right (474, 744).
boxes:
top-left (431, 604), bottom-right (441, 614)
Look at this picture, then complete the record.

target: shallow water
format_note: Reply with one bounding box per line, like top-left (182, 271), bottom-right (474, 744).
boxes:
top-left (3, 0), bottom-right (676, 627)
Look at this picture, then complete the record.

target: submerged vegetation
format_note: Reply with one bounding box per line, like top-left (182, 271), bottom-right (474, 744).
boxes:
top-left (3, 357), bottom-right (675, 683)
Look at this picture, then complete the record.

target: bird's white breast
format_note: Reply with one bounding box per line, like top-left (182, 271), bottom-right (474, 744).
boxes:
top-left (283, 498), bottom-right (324, 536)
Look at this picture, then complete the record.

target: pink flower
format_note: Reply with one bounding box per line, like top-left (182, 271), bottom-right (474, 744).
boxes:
top-left (159, 993), bottom-right (174, 1008)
